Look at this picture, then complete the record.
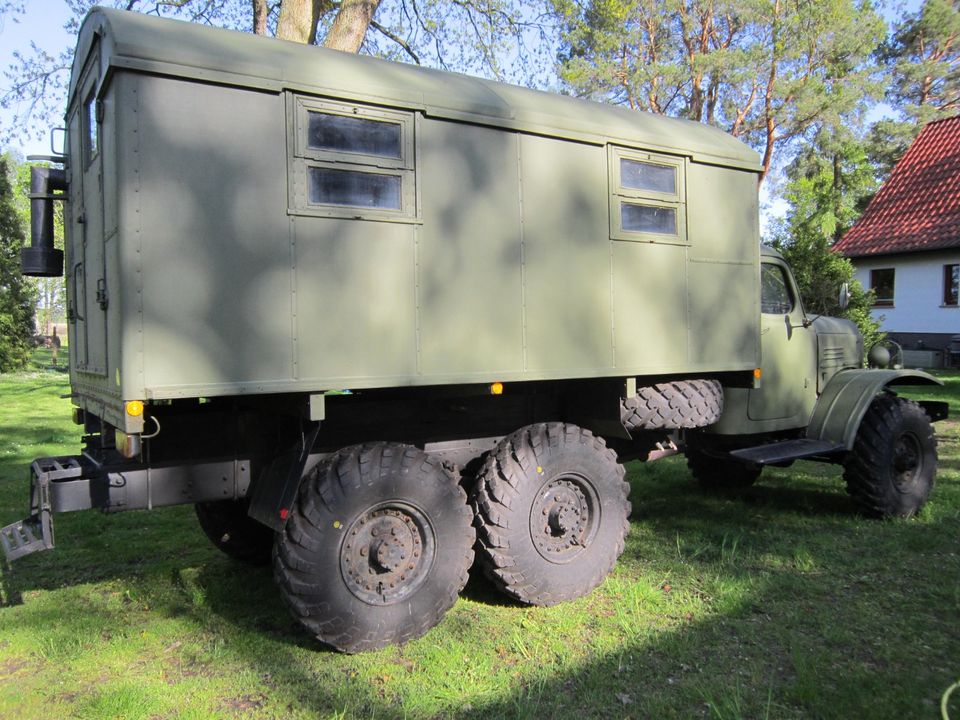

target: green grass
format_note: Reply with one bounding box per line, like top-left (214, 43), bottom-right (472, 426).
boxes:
top-left (1, 357), bottom-right (958, 719)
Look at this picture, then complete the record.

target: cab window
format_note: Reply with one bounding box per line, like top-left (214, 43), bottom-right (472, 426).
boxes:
top-left (760, 263), bottom-right (793, 314)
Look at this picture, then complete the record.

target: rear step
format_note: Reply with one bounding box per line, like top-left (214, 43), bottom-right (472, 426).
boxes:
top-left (0, 457), bottom-right (71, 562)
top-left (730, 438), bottom-right (844, 465)
top-left (0, 515), bottom-right (52, 562)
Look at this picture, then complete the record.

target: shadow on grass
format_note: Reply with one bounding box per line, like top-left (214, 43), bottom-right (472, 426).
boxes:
top-left (0, 456), bottom-right (956, 718)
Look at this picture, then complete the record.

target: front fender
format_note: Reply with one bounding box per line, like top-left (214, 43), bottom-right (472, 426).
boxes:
top-left (805, 369), bottom-right (943, 450)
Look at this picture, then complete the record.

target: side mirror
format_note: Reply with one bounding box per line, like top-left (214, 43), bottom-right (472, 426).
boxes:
top-left (838, 282), bottom-right (851, 311)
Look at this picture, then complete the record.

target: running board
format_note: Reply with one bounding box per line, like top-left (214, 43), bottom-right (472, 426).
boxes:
top-left (729, 439), bottom-right (845, 465)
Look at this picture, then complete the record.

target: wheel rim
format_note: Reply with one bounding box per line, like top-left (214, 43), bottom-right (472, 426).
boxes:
top-left (529, 473), bottom-right (600, 564)
top-left (340, 502), bottom-right (436, 606)
top-left (892, 432), bottom-right (923, 493)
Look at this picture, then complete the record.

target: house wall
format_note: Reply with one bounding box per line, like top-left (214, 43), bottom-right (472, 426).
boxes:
top-left (852, 249), bottom-right (960, 349)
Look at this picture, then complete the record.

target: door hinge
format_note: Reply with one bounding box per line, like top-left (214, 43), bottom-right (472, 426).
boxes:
top-left (96, 279), bottom-right (108, 311)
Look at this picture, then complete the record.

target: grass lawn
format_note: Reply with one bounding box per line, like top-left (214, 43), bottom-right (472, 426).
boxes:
top-left (0, 356), bottom-right (957, 719)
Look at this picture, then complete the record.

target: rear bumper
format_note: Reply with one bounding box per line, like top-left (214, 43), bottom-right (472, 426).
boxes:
top-left (2, 455), bottom-right (252, 562)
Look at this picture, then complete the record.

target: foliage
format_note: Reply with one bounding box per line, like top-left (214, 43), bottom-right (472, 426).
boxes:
top-left (0, 154), bottom-right (36, 372)
top-left (769, 131), bottom-right (884, 351)
top-left (10, 160), bottom-right (66, 334)
top-left (0, 358), bottom-right (957, 718)
top-left (881, 0), bottom-right (960, 123)
top-left (551, 0), bottom-right (886, 180)
top-left (0, 0), bottom-right (552, 148)
top-left (865, 0), bottom-right (960, 176)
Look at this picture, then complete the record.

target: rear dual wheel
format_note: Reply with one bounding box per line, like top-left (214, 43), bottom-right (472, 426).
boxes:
top-left (273, 443), bottom-right (475, 653)
top-left (472, 423), bottom-right (631, 606)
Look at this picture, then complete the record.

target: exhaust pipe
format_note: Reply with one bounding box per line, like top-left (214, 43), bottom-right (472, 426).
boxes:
top-left (22, 165), bottom-right (67, 277)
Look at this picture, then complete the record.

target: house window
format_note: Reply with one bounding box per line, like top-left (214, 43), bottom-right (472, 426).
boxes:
top-left (944, 264), bottom-right (959, 306)
top-left (289, 96), bottom-right (417, 220)
top-left (870, 268), bottom-right (895, 307)
top-left (609, 147), bottom-right (686, 243)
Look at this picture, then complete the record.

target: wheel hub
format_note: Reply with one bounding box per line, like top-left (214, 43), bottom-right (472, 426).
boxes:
top-left (530, 475), bottom-right (599, 564)
top-left (340, 505), bottom-right (435, 606)
top-left (893, 433), bottom-right (922, 490)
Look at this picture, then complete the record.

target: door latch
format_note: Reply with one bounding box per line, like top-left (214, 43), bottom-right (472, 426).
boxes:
top-left (96, 278), bottom-right (108, 311)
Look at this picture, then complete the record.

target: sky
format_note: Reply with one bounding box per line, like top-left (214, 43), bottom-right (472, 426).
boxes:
top-left (0, 0), bottom-right (926, 231)
top-left (0, 0), bottom-right (73, 158)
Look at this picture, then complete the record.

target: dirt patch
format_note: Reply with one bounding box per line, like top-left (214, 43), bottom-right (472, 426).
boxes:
top-left (0, 658), bottom-right (33, 679)
top-left (222, 692), bottom-right (269, 713)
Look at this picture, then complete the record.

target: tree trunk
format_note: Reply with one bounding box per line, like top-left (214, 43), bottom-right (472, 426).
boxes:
top-left (276, 0), bottom-right (331, 44)
top-left (252, 0), bottom-right (268, 35)
top-left (323, 0), bottom-right (383, 53)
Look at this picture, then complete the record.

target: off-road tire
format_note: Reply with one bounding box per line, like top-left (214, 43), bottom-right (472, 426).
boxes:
top-left (195, 498), bottom-right (274, 565)
top-left (273, 443), bottom-right (475, 653)
top-left (472, 423), bottom-right (631, 606)
top-left (843, 394), bottom-right (937, 518)
top-left (622, 379), bottom-right (723, 431)
top-left (685, 433), bottom-right (763, 490)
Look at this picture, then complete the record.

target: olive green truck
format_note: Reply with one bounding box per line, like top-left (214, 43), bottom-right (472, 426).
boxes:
top-left (3, 9), bottom-right (948, 652)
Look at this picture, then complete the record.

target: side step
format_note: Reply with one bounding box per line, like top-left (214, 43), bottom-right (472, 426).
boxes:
top-left (730, 438), bottom-right (845, 465)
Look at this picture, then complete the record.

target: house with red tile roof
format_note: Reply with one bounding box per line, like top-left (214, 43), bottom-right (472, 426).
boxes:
top-left (834, 115), bottom-right (960, 358)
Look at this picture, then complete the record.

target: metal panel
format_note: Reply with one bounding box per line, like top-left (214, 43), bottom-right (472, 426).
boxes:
top-left (687, 260), bottom-right (757, 368)
top-left (134, 77), bottom-right (293, 392)
top-left (805, 369), bottom-right (942, 449)
top-left (687, 163), bottom-right (759, 263)
top-left (418, 119), bottom-right (523, 376)
top-left (612, 242), bottom-right (687, 370)
top-left (521, 135), bottom-right (613, 373)
top-left (294, 217), bottom-right (417, 382)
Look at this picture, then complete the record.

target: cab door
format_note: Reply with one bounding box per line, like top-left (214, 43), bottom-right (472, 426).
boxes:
top-left (747, 261), bottom-right (817, 422)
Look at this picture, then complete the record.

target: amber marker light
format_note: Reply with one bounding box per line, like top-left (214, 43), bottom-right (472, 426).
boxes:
top-left (490, 382), bottom-right (504, 395)
top-left (753, 368), bottom-right (762, 380)
top-left (126, 400), bottom-right (145, 417)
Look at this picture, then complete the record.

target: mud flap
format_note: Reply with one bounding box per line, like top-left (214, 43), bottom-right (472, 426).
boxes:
top-left (246, 420), bottom-right (321, 531)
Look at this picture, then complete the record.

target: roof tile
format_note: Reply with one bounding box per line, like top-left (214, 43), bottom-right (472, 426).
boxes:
top-left (834, 115), bottom-right (960, 257)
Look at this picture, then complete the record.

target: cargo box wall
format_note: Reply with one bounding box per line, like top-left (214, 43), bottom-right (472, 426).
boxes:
top-left (92, 72), bottom-right (761, 405)
top-left (118, 74), bottom-right (293, 400)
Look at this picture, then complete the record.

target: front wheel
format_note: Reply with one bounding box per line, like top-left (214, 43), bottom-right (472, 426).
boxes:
top-left (273, 443), bottom-right (475, 653)
top-left (685, 432), bottom-right (763, 490)
top-left (843, 395), bottom-right (937, 518)
top-left (472, 423), bottom-right (631, 606)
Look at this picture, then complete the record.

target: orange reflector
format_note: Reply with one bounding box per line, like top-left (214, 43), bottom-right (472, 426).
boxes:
top-left (490, 382), bottom-right (504, 395)
top-left (126, 400), bottom-right (144, 417)
top-left (753, 368), bottom-right (762, 380)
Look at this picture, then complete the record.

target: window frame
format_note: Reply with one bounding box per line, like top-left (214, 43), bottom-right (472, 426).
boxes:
top-left (943, 263), bottom-right (959, 307)
top-left (288, 95), bottom-right (419, 222)
top-left (608, 146), bottom-right (687, 244)
top-left (870, 268), bottom-right (895, 307)
top-left (760, 262), bottom-right (795, 315)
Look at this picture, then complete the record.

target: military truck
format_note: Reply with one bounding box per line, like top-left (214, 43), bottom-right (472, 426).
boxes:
top-left (2, 8), bottom-right (947, 652)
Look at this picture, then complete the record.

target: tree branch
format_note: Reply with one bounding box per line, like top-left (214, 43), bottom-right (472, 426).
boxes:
top-left (370, 19), bottom-right (420, 63)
